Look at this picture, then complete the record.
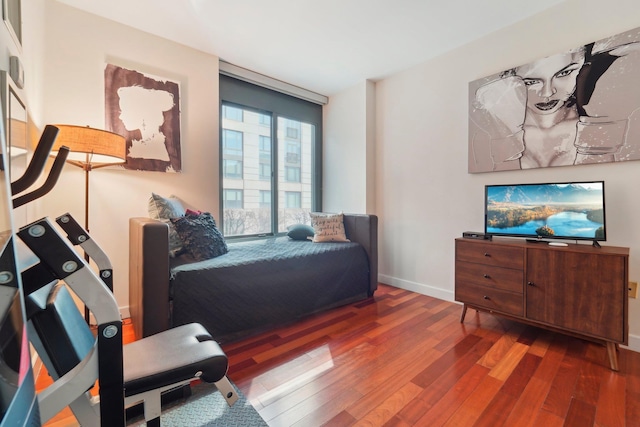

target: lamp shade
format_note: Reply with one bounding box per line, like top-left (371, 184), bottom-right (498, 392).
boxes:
top-left (52, 125), bottom-right (127, 168)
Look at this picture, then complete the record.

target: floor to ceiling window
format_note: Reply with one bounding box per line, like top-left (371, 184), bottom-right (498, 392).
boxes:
top-left (220, 73), bottom-right (323, 238)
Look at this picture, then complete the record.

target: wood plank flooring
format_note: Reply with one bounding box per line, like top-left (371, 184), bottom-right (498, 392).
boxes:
top-left (38, 284), bottom-right (640, 426)
top-left (225, 284), bottom-right (640, 427)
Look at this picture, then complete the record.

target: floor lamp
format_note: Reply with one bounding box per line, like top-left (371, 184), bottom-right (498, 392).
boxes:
top-left (51, 124), bottom-right (127, 321)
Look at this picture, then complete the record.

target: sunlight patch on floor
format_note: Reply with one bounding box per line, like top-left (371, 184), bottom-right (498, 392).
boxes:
top-left (248, 344), bottom-right (335, 407)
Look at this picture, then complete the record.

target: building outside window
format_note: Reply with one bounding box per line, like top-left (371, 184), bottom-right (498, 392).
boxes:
top-left (224, 189), bottom-right (243, 208)
top-left (259, 113), bottom-right (270, 126)
top-left (259, 136), bottom-right (271, 160)
top-left (223, 129), bottom-right (243, 156)
top-left (259, 190), bottom-right (271, 208)
top-left (223, 159), bottom-right (242, 179)
top-left (223, 105), bottom-right (243, 121)
top-left (285, 166), bottom-right (301, 182)
top-left (285, 121), bottom-right (300, 139)
top-left (285, 141), bottom-right (301, 164)
top-left (259, 163), bottom-right (271, 180)
top-left (222, 129), bottom-right (243, 178)
top-left (285, 191), bottom-right (301, 208)
top-left (223, 189), bottom-right (244, 235)
top-left (259, 135), bottom-right (271, 180)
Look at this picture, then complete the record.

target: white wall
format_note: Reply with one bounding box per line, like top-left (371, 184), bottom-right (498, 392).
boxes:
top-left (36, 2), bottom-right (220, 316)
top-left (368, 0), bottom-right (640, 350)
top-left (323, 80), bottom-right (376, 214)
top-left (21, 0), bottom-right (46, 127)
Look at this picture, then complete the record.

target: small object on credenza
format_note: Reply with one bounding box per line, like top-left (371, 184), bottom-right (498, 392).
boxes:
top-left (548, 242), bottom-right (569, 247)
top-left (462, 231), bottom-right (491, 240)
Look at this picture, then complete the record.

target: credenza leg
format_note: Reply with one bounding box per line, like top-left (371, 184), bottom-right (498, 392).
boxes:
top-left (606, 342), bottom-right (619, 371)
top-left (460, 304), bottom-right (467, 323)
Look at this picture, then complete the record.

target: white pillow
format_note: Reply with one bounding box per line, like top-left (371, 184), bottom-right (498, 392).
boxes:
top-left (148, 193), bottom-right (185, 219)
top-left (309, 212), bottom-right (350, 243)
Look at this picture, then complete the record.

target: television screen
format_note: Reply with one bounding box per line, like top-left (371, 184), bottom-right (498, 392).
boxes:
top-left (484, 181), bottom-right (606, 242)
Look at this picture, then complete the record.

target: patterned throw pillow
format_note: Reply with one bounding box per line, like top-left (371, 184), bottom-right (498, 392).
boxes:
top-left (171, 212), bottom-right (228, 261)
top-left (148, 193), bottom-right (186, 257)
top-left (309, 212), bottom-right (350, 243)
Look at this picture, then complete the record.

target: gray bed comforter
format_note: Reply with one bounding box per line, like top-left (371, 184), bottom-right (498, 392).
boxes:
top-left (169, 237), bottom-right (370, 343)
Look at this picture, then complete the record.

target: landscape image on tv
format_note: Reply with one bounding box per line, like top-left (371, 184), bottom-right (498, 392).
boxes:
top-left (485, 182), bottom-right (605, 241)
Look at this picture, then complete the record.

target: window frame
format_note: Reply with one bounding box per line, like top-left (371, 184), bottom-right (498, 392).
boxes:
top-left (219, 74), bottom-right (323, 239)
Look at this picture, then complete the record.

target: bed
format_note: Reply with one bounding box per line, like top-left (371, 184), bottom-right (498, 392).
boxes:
top-left (129, 214), bottom-right (378, 343)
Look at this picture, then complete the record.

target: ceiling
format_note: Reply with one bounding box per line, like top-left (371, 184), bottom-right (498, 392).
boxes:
top-left (56, 0), bottom-right (566, 97)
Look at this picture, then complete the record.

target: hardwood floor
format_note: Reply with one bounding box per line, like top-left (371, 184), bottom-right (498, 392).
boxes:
top-left (224, 284), bottom-right (640, 427)
top-left (38, 284), bottom-right (640, 426)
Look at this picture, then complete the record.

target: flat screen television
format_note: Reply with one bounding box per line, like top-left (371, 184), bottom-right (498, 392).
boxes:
top-left (484, 181), bottom-right (606, 244)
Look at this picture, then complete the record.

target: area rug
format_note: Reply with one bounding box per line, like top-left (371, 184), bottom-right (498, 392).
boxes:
top-left (127, 381), bottom-right (268, 426)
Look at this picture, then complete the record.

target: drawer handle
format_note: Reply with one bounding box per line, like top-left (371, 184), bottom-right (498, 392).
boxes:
top-left (484, 252), bottom-right (490, 257)
top-left (483, 274), bottom-right (490, 279)
top-left (483, 295), bottom-right (490, 300)
top-left (527, 281), bottom-right (535, 286)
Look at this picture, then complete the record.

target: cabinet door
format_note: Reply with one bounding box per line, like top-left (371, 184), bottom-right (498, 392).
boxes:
top-left (526, 248), bottom-right (626, 342)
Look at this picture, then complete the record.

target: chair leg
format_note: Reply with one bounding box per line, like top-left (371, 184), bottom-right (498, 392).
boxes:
top-left (137, 389), bottom-right (162, 424)
top-left (214, 376), bottom-right (239, 407)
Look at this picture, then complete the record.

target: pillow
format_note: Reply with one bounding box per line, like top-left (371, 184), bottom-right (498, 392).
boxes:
top-left (148, 193), bottom-right (185, 219)
top-left (148, 193), bottom-right (186, 257)
top-left (309, 212), bottom-right (350, 243)
top-left (171, 212), bottom-right (228, 261)
top-left (287, 224), bottom-right (315, 241)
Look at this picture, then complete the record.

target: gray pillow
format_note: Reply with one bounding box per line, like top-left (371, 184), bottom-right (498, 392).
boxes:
top-left (287, 224), bottom-right (314, 241)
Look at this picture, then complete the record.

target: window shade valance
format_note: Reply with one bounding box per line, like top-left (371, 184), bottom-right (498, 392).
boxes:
top-left (219, 61), bottom-right (328, 105)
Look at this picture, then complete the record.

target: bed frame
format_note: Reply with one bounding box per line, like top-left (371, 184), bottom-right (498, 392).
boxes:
top-left (129, 214), bottom-right (378, 340)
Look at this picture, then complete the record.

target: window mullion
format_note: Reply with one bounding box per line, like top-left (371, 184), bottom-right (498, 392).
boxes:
top-left (271, 114), bottom-right (278, 235)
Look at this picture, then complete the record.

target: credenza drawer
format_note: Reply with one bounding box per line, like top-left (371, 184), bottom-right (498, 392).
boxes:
top-left (455, 283), bottom-right (523, 317)
top-left (456, 240), bottom-right (524, 269)
top-left (455, 261), bottom-right (523, 293)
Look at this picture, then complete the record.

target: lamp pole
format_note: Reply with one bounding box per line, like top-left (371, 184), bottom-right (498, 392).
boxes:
top-left (83, 161), bottom-right (91, 322)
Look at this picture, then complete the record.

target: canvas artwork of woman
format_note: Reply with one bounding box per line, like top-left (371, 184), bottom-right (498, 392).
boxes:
top-left (468, 26), bottom-right (640, 173)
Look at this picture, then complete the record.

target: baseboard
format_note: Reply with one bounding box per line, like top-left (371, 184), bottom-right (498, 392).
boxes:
top-left (378, 274), bottom-right (640, 354)
top-left (623, 333), bottom-right (640, 353)
top-left (378, 274), bottom-right (454, 302)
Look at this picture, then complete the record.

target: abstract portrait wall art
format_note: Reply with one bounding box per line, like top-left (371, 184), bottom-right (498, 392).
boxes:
top-left (468, 26), bottom-right (640, 173)
top-left (105, 64), bottom-right (182, 172)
